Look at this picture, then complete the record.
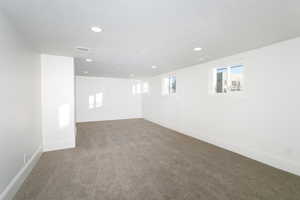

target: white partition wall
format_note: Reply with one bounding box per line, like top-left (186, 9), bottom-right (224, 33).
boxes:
top-left (76, 76), bottom-right (142, 122)
top-left (41, 54), bottom-right (75, 152)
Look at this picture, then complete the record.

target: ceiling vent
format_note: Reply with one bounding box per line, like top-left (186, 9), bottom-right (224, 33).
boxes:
top-left (76, 47), bottom-right (89, 52)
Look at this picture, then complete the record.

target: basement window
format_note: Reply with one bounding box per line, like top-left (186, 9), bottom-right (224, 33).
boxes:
top-left (89, 93), bottom-right (103, 109)
top-left (143, 82), bottom-right (149, 93)
top-left (214, 65), bottom-right (244, 93)
top-left (161, 75), bottom-right (176, 95)
top-left (169, 75), bottom-right (176, 94)
top-left (89, 95), bottom-right (95, 109)
top-left (132, 82), bottom-right (142, 95)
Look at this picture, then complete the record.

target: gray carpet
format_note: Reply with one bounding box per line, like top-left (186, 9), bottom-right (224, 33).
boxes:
top-left (14, 119), bottom-right (300, 200)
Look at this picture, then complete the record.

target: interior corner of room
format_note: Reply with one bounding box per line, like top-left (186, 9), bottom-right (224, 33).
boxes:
top-left (1, 1), bottom-right (300, 200)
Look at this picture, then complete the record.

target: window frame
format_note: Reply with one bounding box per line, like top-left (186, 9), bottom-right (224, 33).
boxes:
top-left (161, 74), bottom-right (176, 96)
top-left (212, 64), bottom-right (245, 95)
top-left (142, 82), bottom-right (149, 94)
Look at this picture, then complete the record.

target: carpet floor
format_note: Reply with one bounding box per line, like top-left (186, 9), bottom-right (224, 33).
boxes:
top-left (14, 119), bottom-right (300, 200)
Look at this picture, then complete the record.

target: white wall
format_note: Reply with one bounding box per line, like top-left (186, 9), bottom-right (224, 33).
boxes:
top-left (76, 76), bottom-right (142, 122)
top-left (41, 55), bottom-right (75, 152)
top-left (0, 12), bottom-right (42, 197)
top-left (142, 37), bottom-right (300, 176)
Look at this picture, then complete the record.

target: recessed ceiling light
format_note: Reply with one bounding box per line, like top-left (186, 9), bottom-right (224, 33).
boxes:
top-left (83, 71), bottom-right (89, 74)
top-left (91, 26), bottom-right (102, 33)
top-left (151, 65), bottom-right (157, 69)
top-left (193, 47), bottom-right (202, 51)
top-left (85, 58), bottom-right (93, 62)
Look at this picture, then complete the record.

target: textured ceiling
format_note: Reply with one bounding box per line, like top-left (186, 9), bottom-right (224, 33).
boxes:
top-left (1, 0), bottom-right (300, 78)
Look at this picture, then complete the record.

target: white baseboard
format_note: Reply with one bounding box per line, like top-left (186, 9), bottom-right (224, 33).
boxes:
top-left (76, 117), bottom-right (143, 123)
top-left (144, 118), bottom-right (300, 177)
top-left (43, 139), bottom-right (75, 152)
top-left (0, 146), bottom-right (42, 200)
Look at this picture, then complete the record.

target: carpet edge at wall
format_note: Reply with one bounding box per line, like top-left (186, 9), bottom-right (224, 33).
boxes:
top-left (0, 146), bottom-right (42, 200)
top-left (144, 118), bottom-right (300, 177)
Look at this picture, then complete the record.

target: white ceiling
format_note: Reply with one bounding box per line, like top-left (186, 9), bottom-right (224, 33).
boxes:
top-left (1, 0), bottom-right (300, 78)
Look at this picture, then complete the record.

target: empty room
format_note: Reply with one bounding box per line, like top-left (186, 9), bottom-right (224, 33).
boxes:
top-left (1, 0), bottom-right (300, 200)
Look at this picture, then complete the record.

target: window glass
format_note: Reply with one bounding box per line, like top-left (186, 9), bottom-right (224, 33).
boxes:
top-left (169, 76), bottom-right (176, 94)
top-left (229, 65), bottom-right (244, 92)
top-left (132, 85), bottom-right (136, 95)
top-left (95, 93), bottom-right (103, 107)
top-left (161, 76), bottom-right (176, 95)
top-left (143, 82), bottom-right (149, 93)
top-left (214, 65), bottom-right (244, 94)
top-left (162, 77), bottom-right (170, 95)
top-left (89, 95), bottom-right (95, 109)
top-left (216, 68), bottom-right (228, 93)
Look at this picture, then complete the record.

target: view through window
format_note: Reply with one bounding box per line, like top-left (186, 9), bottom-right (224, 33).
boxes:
top-left (214, 65), bottom-right (244, 93)
top-left (161, 75), bottom-right (176, 95)
top-left (89, 93), bottom-right (103, 109)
